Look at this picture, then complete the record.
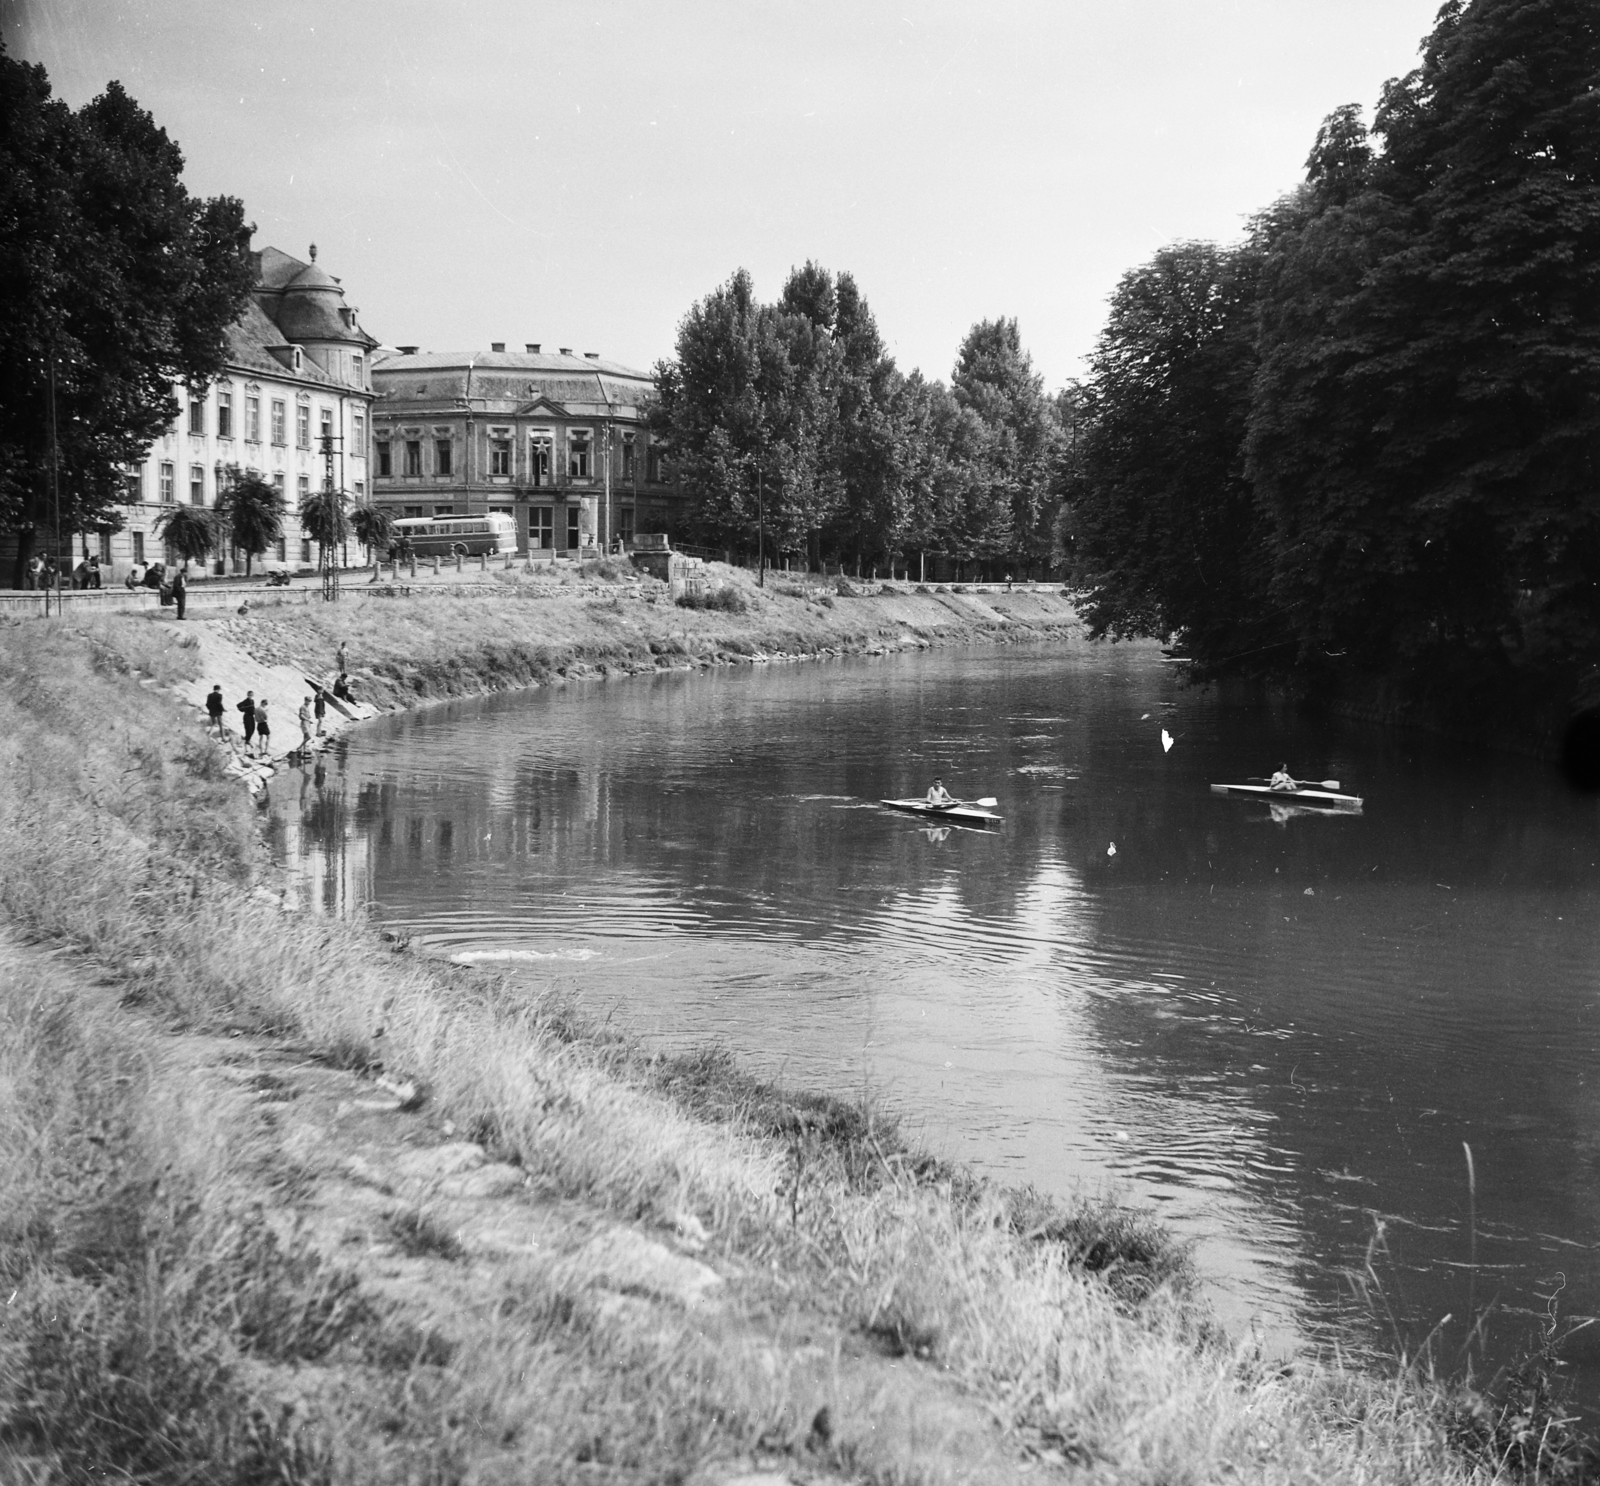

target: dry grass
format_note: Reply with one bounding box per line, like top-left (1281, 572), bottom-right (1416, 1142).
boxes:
top-left (0, 612), bottom-right (1575, 1484)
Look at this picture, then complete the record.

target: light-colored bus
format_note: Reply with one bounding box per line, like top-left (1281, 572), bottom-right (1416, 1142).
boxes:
top-left (391, 513), bottom-right (516, 557)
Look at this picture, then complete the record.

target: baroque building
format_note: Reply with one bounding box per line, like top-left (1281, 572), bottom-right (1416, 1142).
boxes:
top-left (113, 244), bottom-right (376, 574)
top-left (369, 344), bottom-right (673, 554)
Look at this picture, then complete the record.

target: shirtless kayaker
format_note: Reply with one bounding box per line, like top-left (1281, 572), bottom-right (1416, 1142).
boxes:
top-left (926, 778), bottom-right (955, 806)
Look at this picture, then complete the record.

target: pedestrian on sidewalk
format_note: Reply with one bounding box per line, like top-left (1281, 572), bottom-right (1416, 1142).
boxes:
top-left (297, 697), bottom-right (313, 753)
top-left (254, 698), bottom-right (272, 756)
top-left (205, 685), bottom-right (226, 738)
top-left (312, 687), bottom-right (327, 735)
top-left (237, 691), bottom-right (257, 754)
top-left (171, 565), bottom-right (187, 619)
top-left (336, 639), bottom-right (348, 674)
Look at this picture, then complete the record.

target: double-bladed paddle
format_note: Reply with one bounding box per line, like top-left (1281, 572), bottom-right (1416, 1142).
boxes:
top-left (1248, 776), bottom-right (1341, 791)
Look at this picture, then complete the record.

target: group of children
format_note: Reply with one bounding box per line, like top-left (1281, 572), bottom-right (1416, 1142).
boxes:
top-left (202, 662), bottom-right (356, 762)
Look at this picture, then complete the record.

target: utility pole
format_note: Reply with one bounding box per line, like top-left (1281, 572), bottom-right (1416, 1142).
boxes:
top-left (48, 347), bottom-right (61, 617)
top-left (320, 430), bottom-right (341, 602)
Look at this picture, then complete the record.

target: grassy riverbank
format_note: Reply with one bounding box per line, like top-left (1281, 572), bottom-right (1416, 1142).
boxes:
top-left (0, 610), bottom-right (1580, 1483)
top-left (195, 559), bottom-right (1087, 713)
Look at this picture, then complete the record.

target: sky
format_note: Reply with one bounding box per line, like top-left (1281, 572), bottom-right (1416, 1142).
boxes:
top-left (4, 0), bottom-right (1445, 387)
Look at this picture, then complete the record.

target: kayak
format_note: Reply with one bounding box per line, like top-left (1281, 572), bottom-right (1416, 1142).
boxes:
top-left (880, 798), bottom-right (1003, 826)
top-left (1210, 782), bottom-right (1363, 810)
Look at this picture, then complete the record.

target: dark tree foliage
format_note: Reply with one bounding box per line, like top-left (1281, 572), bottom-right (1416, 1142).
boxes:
top-left (1248, 0), bottom-right (1600, 690)
top-left (0, 49), bottom-right (254, 584)
top-left (351, 502), bottom-right (398, 560)
top-left (1069, 240), bottom-right (1282, 671)
top-left (216, 470), bottom-right (284, 574)
top-left (153, 504), bottom-right (217, 567)
top-left (655, 267), bottom-right (1061, 575)
top-left (952, 319), bottom-right (1061, 574)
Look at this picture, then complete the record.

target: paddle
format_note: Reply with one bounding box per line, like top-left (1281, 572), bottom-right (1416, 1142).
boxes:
top-left (1248, 776), bottom-right (1341, 791)
top-left (928, 796), bottom-right (998, 810)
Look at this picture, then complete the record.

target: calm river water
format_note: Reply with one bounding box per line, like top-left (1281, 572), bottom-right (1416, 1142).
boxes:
top-left (271, 644), bottom-right (1600, 1392)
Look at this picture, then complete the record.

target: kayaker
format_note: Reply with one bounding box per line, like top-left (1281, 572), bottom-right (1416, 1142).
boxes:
top-left (1269, 764), bottom-right (1297, 792)
top-left (926, 778), bottom-right (955, 807)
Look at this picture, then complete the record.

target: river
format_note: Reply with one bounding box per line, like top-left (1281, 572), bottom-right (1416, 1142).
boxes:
top-left (270, 642), bottom-right (1600, 1395)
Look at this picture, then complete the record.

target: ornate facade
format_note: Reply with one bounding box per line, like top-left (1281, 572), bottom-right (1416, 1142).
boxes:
top-left (113, 245), bottom-right (377, 574)
top-left (369, 345), bottom-right (673, 554)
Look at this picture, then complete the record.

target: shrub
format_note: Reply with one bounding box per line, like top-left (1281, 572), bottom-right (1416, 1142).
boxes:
top-left (675, 587), bottom-right (747, 614)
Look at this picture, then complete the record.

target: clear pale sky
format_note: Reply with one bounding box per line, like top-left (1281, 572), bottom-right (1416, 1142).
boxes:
top-left (4, 0), bottom-right (1444, 387)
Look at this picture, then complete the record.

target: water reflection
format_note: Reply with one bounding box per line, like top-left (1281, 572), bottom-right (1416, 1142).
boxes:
top-left (270, 647), bottom-right (1600, 1398)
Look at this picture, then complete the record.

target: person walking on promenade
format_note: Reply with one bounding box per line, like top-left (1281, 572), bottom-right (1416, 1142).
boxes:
top-left (297, 697), bottom-right (313, 754)
top-left (254, 698), bottom-right (272, 757)
top-left (24, 554), bottom-right (41, 590)
top-left (336, 639), bottom-right (348, 675)
top-left (206, 685), bottom-right (226, 739)
top-left (237, 691), bottom-right (257, 754)
top-left (171, 565), bottom-right (187, 619)
top-left (312, 687), bottom-right (327, 735)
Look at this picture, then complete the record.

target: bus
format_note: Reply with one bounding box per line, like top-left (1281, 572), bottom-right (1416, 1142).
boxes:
top-left (391, 513), bottom-right (516, 558)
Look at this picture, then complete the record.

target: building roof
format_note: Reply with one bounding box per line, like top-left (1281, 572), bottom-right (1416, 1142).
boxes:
top-left (252, 245), bottom-right (377, 349)
top-left (223, 300), bottom-right (351, 392)
top-left (372, 349), bottom-right (656, 414)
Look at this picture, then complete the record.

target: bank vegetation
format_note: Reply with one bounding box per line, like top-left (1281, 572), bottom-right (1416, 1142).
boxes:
top-left (0, 610), bottom-right (1588, 1484)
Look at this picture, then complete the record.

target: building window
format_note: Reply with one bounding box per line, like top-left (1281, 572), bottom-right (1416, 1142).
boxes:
top-left (296, 403), bottom-right (310, 450)
top-left (621, 431), bottom-right (636, 480)
top-left (122, 469), bottom-right (142, 503)
top-left (435, 439), bottom-right (452, 476)
top-left (402, 505), bottom-right (423, 518)
top-left (352, 351), bottom-right (364, 384)
top-left (647, 446), bottom-right (664, 483)
top-left (217, 388), bottom-right (233, 438)
top-left (353, 411), bottom-right (366, 448)
top-left (529, 434), bottom-right (551, 486)
top-left (433, 505), bottom-right (455, 516)
top-left (271, 399), bottom-right (286, 446)
top-left (488, 504), bottom-right (514, 518)
top-left (159, 462), bottom-right (175, 503)
top-left (567, 505), bottom-right (580, 550)
top-left (376, 441), bottom-right (392, 477)
top-left (404, 441), bottom-right (422, 477)
top-left (190, 465), bottom-right (205, 505)
top-left (297, 474), bottom-right (310, 502)
top-left (275, 537), bottom-right (287, 563)
top-left (187, 391), bottom-right (204, 435)
top-left (132, 531), bottom-right (146, 564)
top-left (319, 408), bottom-right (334, 450)
top-left (301, 539), bottom-right (312, 563)
top-left (490, 437), bottom-right (511, 477)
top-left (246, 393), bottom-right (261, 442)
top-left (530, 506), bottom-right (553, 549)
top-left (98, 531), bottom-right (112, 564)
top-left (272, 472), bottom-right (285, 499)
top-left (354, 480), bottom-right (365, 500)
top-left (568, 430), bottom-right (591, 479)
top-left (618, 506), bottom-right (636, 544)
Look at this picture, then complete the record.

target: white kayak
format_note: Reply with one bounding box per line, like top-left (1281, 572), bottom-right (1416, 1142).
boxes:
top-left (880, 798), bottom-right (1003, 826)
top-left (1210, 782), bottom-right (1363, 811)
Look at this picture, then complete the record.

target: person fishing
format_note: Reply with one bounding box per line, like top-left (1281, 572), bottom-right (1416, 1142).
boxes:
top-left (925, 778), bottom-right (955, 807)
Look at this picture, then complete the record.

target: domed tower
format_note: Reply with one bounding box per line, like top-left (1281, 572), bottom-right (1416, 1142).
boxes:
top-left (258, 244), bottom-right (376, 390)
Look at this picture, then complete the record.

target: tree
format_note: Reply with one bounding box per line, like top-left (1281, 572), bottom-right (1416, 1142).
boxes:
top-left (0, 49), bottom-right (253, 586)
top-left (153, 504), bottom-right (218, 569)
top-left (216, 470), bottom-right (284, 575)
top-left (1068, 239), bottom-right (1280, 670)
top-left (951, 319), bottom-right (1061, 575)
top-left (1248, 0), bottom-right (1600, 694)
top-left (298, 487), bottom-right (349, 557)
top-left (350, 502), bottom-right (397, 561)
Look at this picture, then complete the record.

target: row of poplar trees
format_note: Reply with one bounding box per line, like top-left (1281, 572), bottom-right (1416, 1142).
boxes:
top-left (1064, 0), bottom-right (1600, 718)
top-left (651, 267), bottom-right (1064, 579)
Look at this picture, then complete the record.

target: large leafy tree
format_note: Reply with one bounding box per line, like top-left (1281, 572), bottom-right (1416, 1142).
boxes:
top-left (0, 49), bottom-right (254, 585)
top-left (216, 470), bottom-right (284, 575)
top-left (153, 504), bottom-right (217, 569)
top-left (951, 319), bottom-right (1061, 574)
top-left (1248, 0), bottom-right (1600, 691)
top-left (1068, 239), bottom-right (1281, 670)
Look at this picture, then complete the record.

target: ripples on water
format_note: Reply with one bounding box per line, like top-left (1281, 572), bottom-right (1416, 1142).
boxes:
top-left (271, 646), bottom-right (1600, 1394)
